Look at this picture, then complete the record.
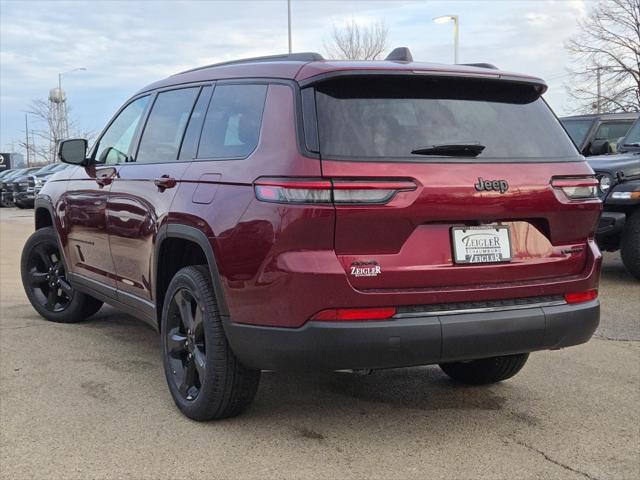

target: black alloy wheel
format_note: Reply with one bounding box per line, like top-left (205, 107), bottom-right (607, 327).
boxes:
top-left (161, 265), bottom-right (260, 420)
top-left (21, 227), bottom-right (103, 323)
top-left (165, 288), bottom-right (207, 401)
top-left (25, 241), bottom-right (73, 313)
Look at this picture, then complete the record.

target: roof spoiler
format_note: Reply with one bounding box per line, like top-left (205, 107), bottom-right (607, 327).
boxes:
top-left (385, 47), bottom-right (413, 62)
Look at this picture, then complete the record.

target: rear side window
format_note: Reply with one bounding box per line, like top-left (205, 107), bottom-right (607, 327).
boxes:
top-left (136, 87), bottom-right (199, 163)
top-left (314, 76), bottom-right (578, 161)
top-left (197, 84), bottom-right (267, 159)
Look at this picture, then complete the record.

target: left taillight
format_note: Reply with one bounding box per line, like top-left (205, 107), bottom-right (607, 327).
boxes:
top-left (551, 177), bottom-right (599, 200)
top-left (254, 178), bottom-right (416, 205)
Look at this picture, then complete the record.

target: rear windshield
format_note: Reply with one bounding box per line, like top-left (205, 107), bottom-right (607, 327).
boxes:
top-left (314, 76), bottom-right (578, 161)
top-left (561, 119), bottom-right (593, 147)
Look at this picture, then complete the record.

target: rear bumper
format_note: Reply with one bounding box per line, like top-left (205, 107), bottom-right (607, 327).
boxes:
top-left (224, 299), bottom-right (599, 371)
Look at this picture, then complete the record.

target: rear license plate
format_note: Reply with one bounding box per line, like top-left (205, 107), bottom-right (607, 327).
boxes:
top-left (451, 225), bottom-right (512, 264)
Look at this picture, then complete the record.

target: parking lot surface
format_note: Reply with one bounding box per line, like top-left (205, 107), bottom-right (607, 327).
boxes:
top-left (1, 207), bottom-right (638, 480)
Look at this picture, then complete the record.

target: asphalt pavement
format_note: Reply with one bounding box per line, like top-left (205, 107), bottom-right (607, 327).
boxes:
top-left (1, 207), bottom-right (638, 480)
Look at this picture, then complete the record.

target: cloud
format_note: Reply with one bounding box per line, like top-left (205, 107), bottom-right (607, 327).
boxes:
top-left (1, 0), bottom-right (592, 150)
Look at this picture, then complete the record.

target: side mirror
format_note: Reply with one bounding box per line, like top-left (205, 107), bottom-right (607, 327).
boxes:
top-left (58, 139), bottom-right (89, 165)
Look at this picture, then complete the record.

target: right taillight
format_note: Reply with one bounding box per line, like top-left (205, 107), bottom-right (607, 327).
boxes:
top-left (254, 178), bottom-right (416, 205)
top-left (551, 177), bottom-right (599, 200)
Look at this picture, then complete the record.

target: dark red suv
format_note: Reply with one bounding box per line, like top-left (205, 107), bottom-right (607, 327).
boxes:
top-left (21, 49), bottom-right (602, 421)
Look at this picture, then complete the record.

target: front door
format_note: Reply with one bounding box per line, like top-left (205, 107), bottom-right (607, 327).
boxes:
top-left (62, 95), bottom-right (150, 289)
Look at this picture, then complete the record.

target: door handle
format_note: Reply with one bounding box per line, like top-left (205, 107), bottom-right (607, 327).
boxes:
top-left (96, 176), bottom-right (113, 188)
top-left (154, 175), bottom-right (177, 191)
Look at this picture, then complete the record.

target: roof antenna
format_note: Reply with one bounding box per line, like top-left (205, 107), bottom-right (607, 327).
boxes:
top-left (385, 47), bottom-right (413, 62)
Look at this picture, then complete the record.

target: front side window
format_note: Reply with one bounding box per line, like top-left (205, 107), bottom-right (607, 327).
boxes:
top-left (315, 76), bottom-right (578, 161)
top-left (94, 96), bottom-right (150, 164)
top-left (197, 84), bottom-right (267, 159)
top-left (136, 87), bottom-right (200, 163)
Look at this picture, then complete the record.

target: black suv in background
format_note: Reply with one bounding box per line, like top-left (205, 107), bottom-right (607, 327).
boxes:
top-left (0, 167), bottom-right (40, 207)
top-left (13, 163), bottom-right (70, 208)
top-left (561, 112), bottom-right (639, 156)
top-left (588, 118), bottom-right (640, 279)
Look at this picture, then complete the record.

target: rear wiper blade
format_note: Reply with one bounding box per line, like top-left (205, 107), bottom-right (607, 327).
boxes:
top-left (411, 143), bottom-right (486, 157)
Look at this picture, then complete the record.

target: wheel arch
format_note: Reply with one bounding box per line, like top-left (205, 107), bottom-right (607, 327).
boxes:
top-left (154, 224), bottom-right (229, 328)
top-left (34, 199), bottom-right (55, 230)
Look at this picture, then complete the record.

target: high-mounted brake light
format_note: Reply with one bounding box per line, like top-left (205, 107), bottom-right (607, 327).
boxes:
top-left (551, 177), bottom-right (599, 200)
top-left (254, 178), bottom-right (416, 205)
top-left (312, 307), bottom-right (397, 321)
top-left (564, 289), bottom-right (598, 304)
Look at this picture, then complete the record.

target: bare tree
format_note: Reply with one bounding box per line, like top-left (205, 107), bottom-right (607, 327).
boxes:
top-left (324, 20), bottom-right (389, 60)
top-left (565, 0), bottom-right (640, 113)
top-left (17, 98), bottom-right (94, 164)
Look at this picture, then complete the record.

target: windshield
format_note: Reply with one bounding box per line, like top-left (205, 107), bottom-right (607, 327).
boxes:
top-left (561, 119), bottom-right (593, 147)
top-left (314, 76), bottom-right (578, 161)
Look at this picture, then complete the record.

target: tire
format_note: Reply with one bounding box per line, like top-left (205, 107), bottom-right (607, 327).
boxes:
top-left (21, 227), bottom-right (103, 323)
top-left (16, 201), bottom-right (26, 209)
top-left (161, 265), bottom-right (260, 421)
top-left (620, 210), bottom-right (640, 280)
top-left (439, 353), bottom-right (529, 385)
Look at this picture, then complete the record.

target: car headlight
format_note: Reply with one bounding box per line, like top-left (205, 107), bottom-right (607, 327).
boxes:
top-left (35, 178), bottom-right (44, 186)
top-left (599, 175), bottom-right (611, 193)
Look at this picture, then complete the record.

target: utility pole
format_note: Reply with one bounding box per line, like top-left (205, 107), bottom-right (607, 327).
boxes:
top-left (24, 113), bottom-right (30, 167)
top-left (287, 0), bottom-right (292, 54)
top-left (596, 66), bottom-right (602, 114)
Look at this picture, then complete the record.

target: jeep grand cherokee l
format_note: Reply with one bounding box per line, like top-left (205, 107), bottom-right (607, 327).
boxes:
top-left (21, 49), bottom-right (602, 421)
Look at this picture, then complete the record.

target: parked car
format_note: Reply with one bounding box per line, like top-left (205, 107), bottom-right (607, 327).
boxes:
top-left (0, 167), bottom-right (40, 207)
top-left (21, 49), bottom-right (602, 421)
top-left (14, 163), bottom-right (71, 208)
top-left (588, 118), bottom-right (640, 279)
top-left (560, 112), bottom-right (639, 156)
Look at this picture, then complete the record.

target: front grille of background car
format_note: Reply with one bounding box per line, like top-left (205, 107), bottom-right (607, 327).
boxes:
top-left (395, 295), bottom-right (565, 317)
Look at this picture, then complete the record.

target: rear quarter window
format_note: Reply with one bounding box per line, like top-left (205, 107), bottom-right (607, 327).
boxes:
top-left (314, 76), bottom-right (578, 162)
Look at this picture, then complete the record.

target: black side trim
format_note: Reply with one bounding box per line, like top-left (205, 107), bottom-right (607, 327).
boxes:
top-left (67, 272), bottom-right (157, 328)
top-left (155, 224), bottom-right (229, 317)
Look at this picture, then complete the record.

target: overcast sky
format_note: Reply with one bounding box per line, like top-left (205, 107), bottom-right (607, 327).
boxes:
top-left (0, 0), bottom-right (593, 152)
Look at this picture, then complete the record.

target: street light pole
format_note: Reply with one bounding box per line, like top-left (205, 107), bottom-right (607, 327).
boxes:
top-left (287, 0), bottom-right (292, 54)
top-left (433, 14), bottom-right (459, 64)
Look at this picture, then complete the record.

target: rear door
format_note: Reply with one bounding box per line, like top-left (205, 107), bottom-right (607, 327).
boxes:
top-left (107, 85), bottom-right (209, 304)
top-left (310, 75), bottom-right (601, 291)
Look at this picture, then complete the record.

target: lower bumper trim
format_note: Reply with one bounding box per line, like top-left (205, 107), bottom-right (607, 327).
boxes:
top-left (224, 300), bottom-right (600, 371)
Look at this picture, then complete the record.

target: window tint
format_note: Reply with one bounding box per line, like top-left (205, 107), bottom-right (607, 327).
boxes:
top-left (94, 96), bottom-right (149, 164)
top-left (198, 84), bottom-right (267, 159)
top-left (179, 86), bottom-right (212, 160)
top-left (136, 88), bottom-right (199, 163)
top-left (315, 76), bottom-right (578, 161)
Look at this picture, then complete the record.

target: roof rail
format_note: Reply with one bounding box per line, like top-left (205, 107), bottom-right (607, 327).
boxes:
top-left (175, 52), bottom-right (325, 76)
top-left (385, 47), bottom-right (413, 62)
top-left (461, 63), bottom-right (499, 70)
